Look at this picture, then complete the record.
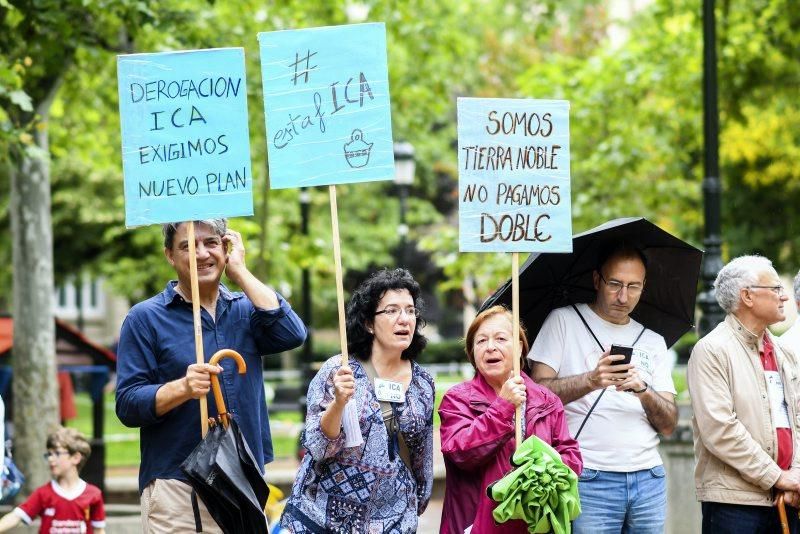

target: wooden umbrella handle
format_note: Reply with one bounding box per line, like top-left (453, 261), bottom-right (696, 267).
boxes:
top-left (778, 492), bottom-right (790, 534)
top-left (208, 349), bottom-right (247, 428)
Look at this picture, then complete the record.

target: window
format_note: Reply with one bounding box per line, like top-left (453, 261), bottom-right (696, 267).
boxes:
top-left (54, 276), bottom-right (105, 320)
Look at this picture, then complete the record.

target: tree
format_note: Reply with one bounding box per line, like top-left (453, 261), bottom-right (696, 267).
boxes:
top-left (0, 0), bottom-right (195, 492)
top-left (715, 0), bottom-right (800, 270)
top-left (4, 0), bottom-right (797, 359)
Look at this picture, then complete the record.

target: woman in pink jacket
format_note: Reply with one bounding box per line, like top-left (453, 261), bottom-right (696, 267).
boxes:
top-left (439, 305), bottom-right (582, 534)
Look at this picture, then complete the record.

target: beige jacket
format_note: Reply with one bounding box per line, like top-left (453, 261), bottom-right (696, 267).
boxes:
top-left (688, 314), bottom-right (800, 506)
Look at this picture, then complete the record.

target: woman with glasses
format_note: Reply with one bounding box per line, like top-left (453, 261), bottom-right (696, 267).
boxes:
top-left (281, 268), bottom-right (434, 534)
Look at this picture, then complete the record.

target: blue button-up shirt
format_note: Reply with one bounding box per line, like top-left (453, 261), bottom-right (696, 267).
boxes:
top-left (115, 282), bottom-right (306, 493)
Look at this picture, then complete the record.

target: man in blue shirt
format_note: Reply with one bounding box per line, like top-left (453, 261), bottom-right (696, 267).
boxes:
top-left (115, 219), bottom-right (306, 532)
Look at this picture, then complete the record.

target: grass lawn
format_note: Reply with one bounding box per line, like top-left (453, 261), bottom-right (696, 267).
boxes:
top-left (66, 392), bottom-right (308, 466)
top-left (66, 393), bottom-right (140, 467)
top-left (68, 369), bottom-right (683, 468)
top-left (66, 378), bottom-right (461, 467)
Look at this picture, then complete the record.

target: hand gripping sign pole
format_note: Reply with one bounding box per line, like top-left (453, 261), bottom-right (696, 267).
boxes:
top-left (330, 185), bottom-right (364, 447)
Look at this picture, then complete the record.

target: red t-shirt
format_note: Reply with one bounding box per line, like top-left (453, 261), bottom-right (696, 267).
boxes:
top-left (15, 479), bottom-right (105, 533)
top-left (760, 334), bottom-right (793, 470)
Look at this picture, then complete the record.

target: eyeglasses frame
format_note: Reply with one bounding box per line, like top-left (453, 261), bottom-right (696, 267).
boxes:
top-left (598, 273), bottom-right (644, 296)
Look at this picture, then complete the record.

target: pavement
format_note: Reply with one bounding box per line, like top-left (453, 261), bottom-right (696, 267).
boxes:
top-left (0, 497), bottom-right (444, 533)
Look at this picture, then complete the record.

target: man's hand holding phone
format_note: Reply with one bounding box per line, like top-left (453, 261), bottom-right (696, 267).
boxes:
top-left (588, 347), bottom-right (635, 390)
top-left (609, 345), bottom-right (650, 394)
top-left (610, 345), bottom-right (633, 367)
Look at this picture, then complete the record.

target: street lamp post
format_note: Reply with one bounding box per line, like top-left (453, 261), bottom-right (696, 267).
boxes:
top-left (393, 142), bottom-right (415, 267)
top-left (299, 187), bottom-right (313, 419)
top-left (698, 0), bottom-right (725, 337)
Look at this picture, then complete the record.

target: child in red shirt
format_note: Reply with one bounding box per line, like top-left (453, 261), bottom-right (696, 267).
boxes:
top-left (0, 427), bottom-right (105, 533)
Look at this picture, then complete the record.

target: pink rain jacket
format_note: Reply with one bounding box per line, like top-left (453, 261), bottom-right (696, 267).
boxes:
top-left (439, 373), bottom-right (582, 534)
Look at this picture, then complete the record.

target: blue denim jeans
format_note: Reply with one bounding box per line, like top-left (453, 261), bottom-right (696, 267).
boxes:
top-left (573, 466), bottom-right (667, 534)
top-left (701, 501), bottom-right (799, 534)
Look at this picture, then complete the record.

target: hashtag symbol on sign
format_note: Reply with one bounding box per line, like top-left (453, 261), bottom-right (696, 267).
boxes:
top-left (290, 50), bottom-right (318, 85)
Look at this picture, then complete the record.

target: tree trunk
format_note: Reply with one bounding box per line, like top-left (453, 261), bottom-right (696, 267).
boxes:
top-left (10, 110), bottom-right (59, 493)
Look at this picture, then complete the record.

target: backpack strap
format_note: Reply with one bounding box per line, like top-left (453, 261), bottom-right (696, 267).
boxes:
top-left (190, 489), bottom-right (202, 533)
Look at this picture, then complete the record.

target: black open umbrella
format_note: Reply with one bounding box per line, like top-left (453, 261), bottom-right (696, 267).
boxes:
top-left (180, 349), bottom-right (269, 534)
top-left (481, 217), bottom-right (703, 347)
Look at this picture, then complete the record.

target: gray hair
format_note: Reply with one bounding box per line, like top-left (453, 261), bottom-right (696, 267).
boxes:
top-left (714, 255), bottom-right (775, 313)
top-left (793, 269), bottom-right (800, 305)
top-left (162, 219), bottom-right (227, 249)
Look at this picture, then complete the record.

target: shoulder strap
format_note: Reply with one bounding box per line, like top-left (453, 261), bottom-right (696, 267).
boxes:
top-left (570, 303), bottom-right (604, 351)
top-left (361, 359), bottom-right (413, 472)
top-left (571, 303), bottom-right (647, 348)
top-left (570, 303), bottom-right (647, 440)
top-left (632, 325), bottom-right (647, 347)
top-left (190, 489), bottom-right (202, 533)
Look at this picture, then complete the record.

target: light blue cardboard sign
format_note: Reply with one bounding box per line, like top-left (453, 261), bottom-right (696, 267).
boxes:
top-left (258, 23), bottom-right (394, 189)
top-left (458, 98), bottom-right (572, 253)
top-left (117, 48), bottom-right (253, 228)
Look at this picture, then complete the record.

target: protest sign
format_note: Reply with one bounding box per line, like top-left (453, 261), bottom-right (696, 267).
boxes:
top-left (458, 98), bottom-right (572, 253)
top-left (458, 97), bottom-right (572, 446)
top-left (258, 23), bottom-right (394, 189)
top-left (117, 48), bottom-right (253, 227)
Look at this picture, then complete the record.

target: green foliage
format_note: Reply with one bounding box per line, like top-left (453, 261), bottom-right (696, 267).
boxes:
top-left (517, 2), bottom-right (704, 245)
top-left (7, 0), bottom-right (595, 325)
top-left (2, 0), bottom-right (800, 324)
top-left (310, 337), bottom-right (465, 365)
top-left (714, 0), bottom-right (800, 270)
top-left (416, 339), bottom-right (465, 364)
top-left (507, 0), bottom-right (800, 277)
top-left (0, 0), bottom-right (210, 309)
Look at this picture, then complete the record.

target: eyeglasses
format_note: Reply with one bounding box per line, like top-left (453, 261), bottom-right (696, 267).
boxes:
top-left (43, 450), bottom-right (71, 460)
top-left (599, 273), bottom-right (643, 296)
top-left (374, 305), bottom-right (420, 319)
top-left (747, 285), bottom-right (785, 296)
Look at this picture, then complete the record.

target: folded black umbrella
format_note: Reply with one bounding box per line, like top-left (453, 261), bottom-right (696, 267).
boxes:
top-left (481, 217), bottom-right (703, 347)
top-left (180, 349), bottom-right (269, 534)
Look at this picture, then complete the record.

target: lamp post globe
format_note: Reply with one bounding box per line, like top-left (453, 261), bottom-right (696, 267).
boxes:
top-left (393, 142), bottom-right (416, 266)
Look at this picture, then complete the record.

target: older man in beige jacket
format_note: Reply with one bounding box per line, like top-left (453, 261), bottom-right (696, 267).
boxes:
top-left (689, 255), bottom-right (800, 533)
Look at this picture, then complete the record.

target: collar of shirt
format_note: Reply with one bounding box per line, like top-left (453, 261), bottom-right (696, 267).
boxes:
top-left (161, 280), bottom-right (243, 308)
top-left (759, 331), bottom-right (775, 366)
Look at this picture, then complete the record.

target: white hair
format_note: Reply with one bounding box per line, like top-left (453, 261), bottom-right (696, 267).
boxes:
top-left (714, 255), bottom-right (775, 313)
top-left (793, 269), bottom-right (800, 304)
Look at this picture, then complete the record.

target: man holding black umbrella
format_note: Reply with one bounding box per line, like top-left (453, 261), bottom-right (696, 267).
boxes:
top-left (529, 242), bottom-right (678, 533)
top-left (689, 255), bottom-right (800, 532)
top-left (115, 219), bottom-right (306, 532)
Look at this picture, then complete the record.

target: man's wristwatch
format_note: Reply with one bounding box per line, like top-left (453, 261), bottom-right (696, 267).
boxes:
top-left (633, 383), bottom-right (649, 394)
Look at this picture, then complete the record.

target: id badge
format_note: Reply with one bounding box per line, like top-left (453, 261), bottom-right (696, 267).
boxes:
top-left (374, 378), bottom-right (405, 403)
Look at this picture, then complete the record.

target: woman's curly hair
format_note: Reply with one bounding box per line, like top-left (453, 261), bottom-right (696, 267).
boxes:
top-left (346, 268), bottom-right (428, 361)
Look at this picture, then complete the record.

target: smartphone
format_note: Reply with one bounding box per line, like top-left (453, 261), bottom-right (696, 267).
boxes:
top-left (609, 344), bottom-right (633, 367)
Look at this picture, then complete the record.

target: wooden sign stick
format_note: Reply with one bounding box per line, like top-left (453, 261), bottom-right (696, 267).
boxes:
top-left (186, 221), bottom-right (209, 437)
top-left (512, 251), bottom-right (522, 447)
top-left (329, 185), bottom-right (349, 368)
top-left (329, 185), bottom-right (364, 448)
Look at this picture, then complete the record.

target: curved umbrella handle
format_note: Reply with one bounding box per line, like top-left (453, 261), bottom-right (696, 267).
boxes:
top-left (209, 349), bottom-right (247, 428)
top-left (777, 493), bottom-right (789, 534)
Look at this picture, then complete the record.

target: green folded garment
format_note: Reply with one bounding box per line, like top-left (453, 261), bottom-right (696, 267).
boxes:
top-left (487, 435), bottom-right (581, 534)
